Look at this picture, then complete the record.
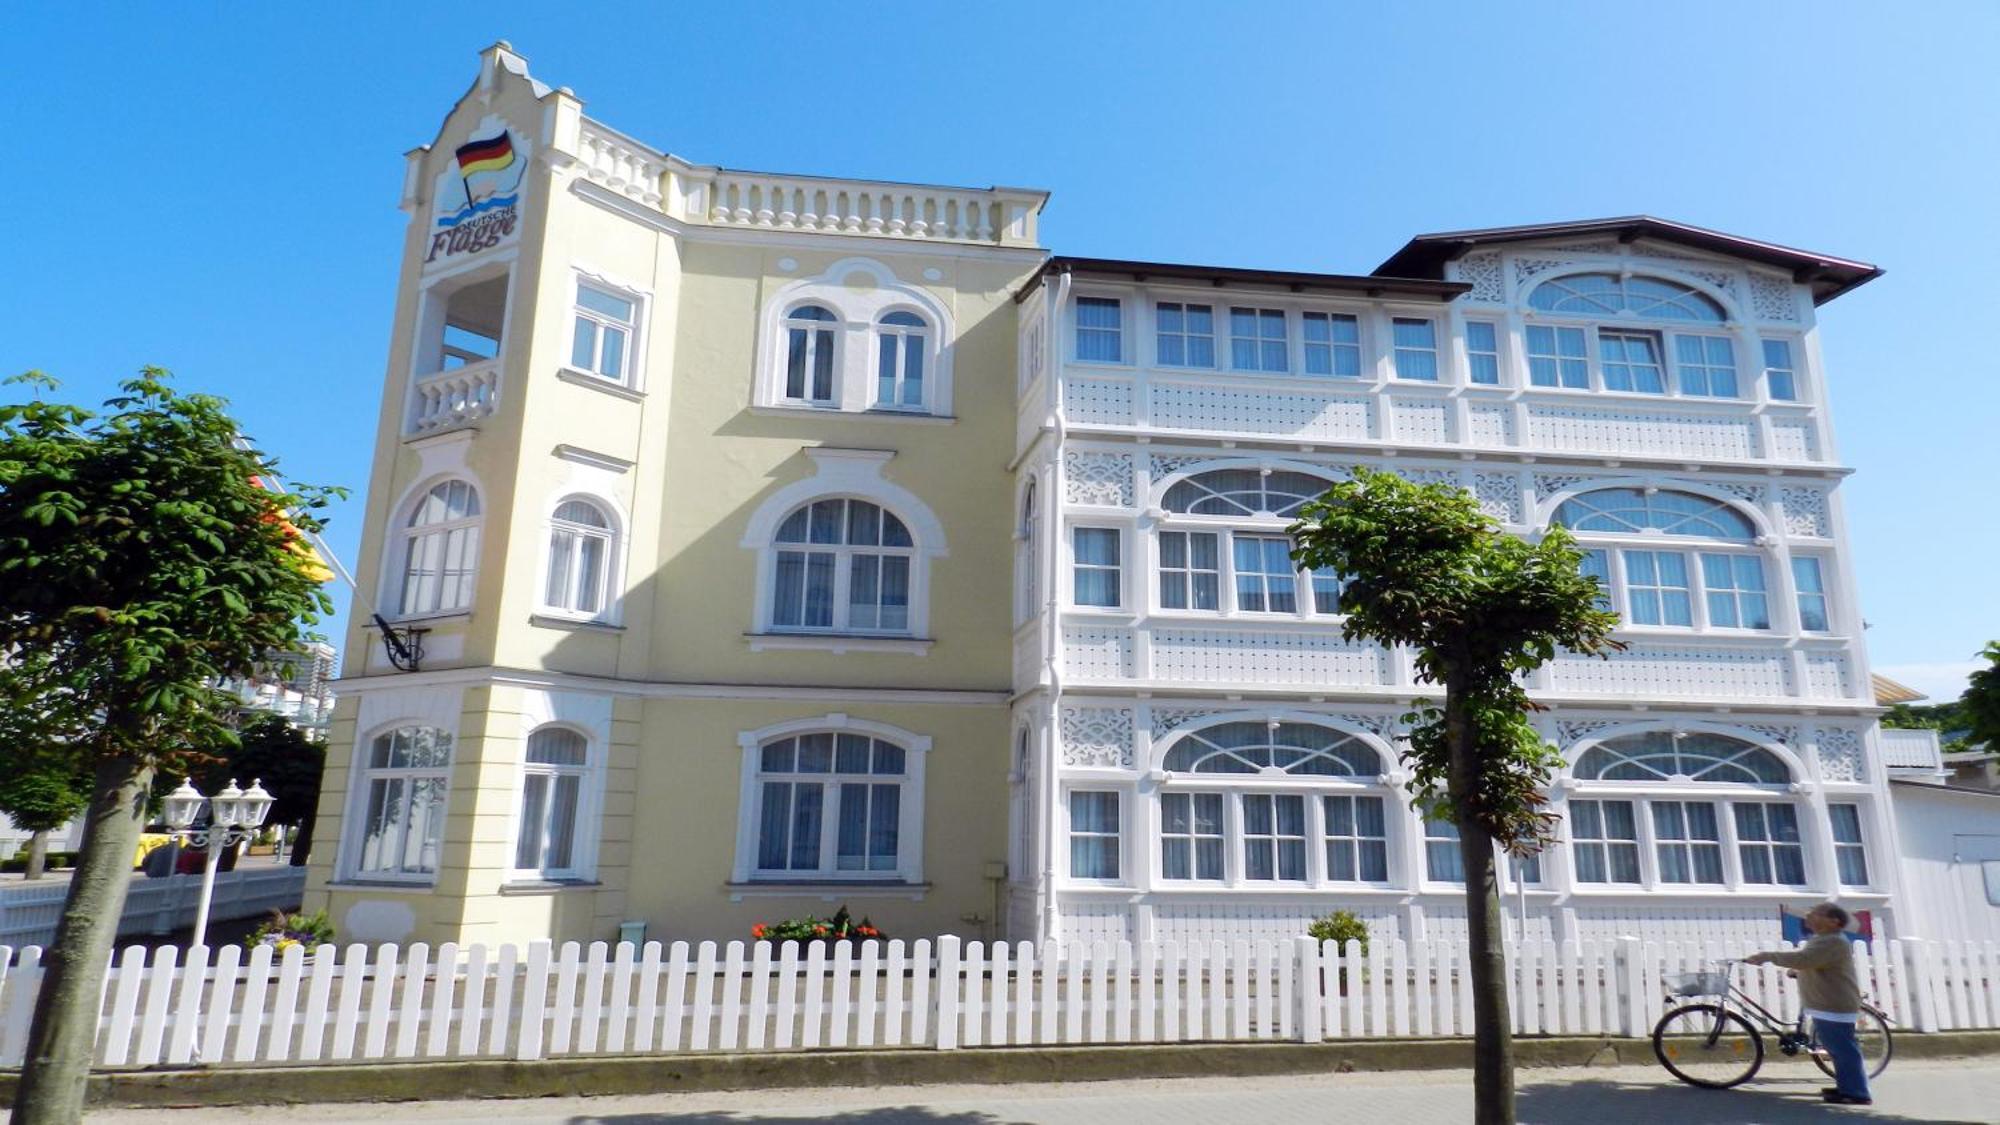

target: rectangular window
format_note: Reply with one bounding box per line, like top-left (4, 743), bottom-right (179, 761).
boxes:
top-left (1424, 816), bottom-right (1463, 883)
top-left (1762, 339), bottom-right (1798, 401)
top-left (1155, 302), bottom-right (1216, 368)
top-left (1580, 548), bottom-right (1614, 613)
top-left (1069, 791), bottom-right (1120, 879)
top-left (1465, 321), bottom-right (1501, 385)
top-left (1229, 307), bottom-right (1289, 372)
top-left (1392, 318), bottom-right (1439, 381)
top-left (1233, 534), bottom-right (1297, 613)
top-left (1160, 792), bottom-right (1225, 881)
top-left (1622, 550), bottom-right (1694, 626)
top-left (1242, 794), bottom-right (1308, 881)
top-left (1072, 528), bottom-right (1122, 608)
top-left (1599, 330), bottom-right (1667, 393)
top-left (1674, 334), bottom-right (1738, 397)
top-left (1510, 852), bottom-right (1543, 886)
top-left (1734, 802), bottom-right (1808, 886)
top-left (1829, 804), bottom-right (1870, 886)
top-left (1571, 799), bottom-right (1642, 884)
top-left (1075, 297), bottom-right (1123, 362)
top-left (772, 549), bottom-right (836, 629)
top-left (570, 284), bottom-right (636, 382)
top-left (1323, 795), bottom-right (1389, 882)
top-left (1310, 567), bottom-right (1344, 615)
top-left (1158, 530), bottom-right (1220, 611)
top-left (1302, 311), bottom-right (1362, 376)
top-left (1526, 325), bottom-right (1590, 388)
top-left (1701, 554), bottom-right (1771, 629)
top-left (1651, 801), bottom-right (1725, 884)
top-left (1792, 556), bottom-right (1830, 632)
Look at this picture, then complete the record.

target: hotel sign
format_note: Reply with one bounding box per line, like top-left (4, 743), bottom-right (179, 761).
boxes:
top-left (427, 123), bottom-right (528, 264)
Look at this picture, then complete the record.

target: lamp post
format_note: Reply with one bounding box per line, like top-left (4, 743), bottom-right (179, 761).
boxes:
top-left (161, 778), bottom-right (276, 949)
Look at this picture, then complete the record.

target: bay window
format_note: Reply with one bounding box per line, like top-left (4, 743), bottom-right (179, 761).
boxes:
top-left (1160, 792), bottom-right (1225, 881)
top-left (1792, 556), bottom-right (1831, 632)
top-left (1569, 799), bottom-right (1642, 884)
top-left (1072, 527), bottom-right (1123, 608)
top-left (1762, 339), bottom-right (1798, 401)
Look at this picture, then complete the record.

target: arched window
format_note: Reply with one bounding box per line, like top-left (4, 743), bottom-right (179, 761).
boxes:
top-left (1153, 468), bottom-right (1343, 618)
top-left (1155, 720), bottom-right (1392, 886)
top-left (784, 304), bottom-right (837, 404)
top-left (543, 498), bottom-right (615, 617)
top-left (515, 727), bottom-right (590, 877)
top-left (1566, 730), bottom-right (1812, 889)
top-left (1524, 273), bottom-right (1739, 398)
top-left (1008, 727), bottom-right (1034, 881)
top-left (875, 311), bottom-right (929, 409)
top-left (753, 732), bottom-right (909, 876)
top-left (770, 498), bottom-right (914, 633)
top-left (350, 726), bottom-right (453, 880)
top-left (1015, 481), bottom-right (1039, 624)
top-left (1551, 487), bottom-right (1772, 632)
top-left (400, 480), bottom-right (480, 616)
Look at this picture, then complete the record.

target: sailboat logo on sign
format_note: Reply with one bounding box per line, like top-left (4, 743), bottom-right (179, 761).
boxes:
top-left (427, 125), bottom-right (529, 263)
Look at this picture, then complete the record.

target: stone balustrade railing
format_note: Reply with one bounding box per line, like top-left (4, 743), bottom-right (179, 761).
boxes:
top-left (409, 359), bottom-right (501, 436)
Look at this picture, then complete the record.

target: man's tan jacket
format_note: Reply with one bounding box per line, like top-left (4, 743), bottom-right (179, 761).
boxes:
top-left (1761, 932), bottom-right (1861, 1015)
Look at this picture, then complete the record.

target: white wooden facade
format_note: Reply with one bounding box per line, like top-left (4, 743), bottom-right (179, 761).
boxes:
top-left (1006, 226), bottom-right (1915, 949)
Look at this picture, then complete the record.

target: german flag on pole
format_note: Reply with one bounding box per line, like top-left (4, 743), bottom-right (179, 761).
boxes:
top-left (455, 131), bottom-right (515, 177)
top-left (249, 473), bottom-right (336, 584)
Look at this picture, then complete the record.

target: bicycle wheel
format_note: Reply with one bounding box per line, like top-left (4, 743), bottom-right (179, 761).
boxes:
top-left (1654, 1003), bottom-right (1765, 1089)
top-left (1811, 1007), bottom-right (1893, 1081)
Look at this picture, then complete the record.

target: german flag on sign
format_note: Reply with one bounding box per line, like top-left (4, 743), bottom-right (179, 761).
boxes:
top-left (455, 131), bottom-right (515, 177)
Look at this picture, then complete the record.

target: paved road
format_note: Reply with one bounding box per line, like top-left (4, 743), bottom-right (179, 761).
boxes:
top-left (92, 1059), bottom-right (2000, 1124)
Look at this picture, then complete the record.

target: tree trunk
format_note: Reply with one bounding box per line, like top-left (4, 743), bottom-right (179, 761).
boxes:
top-left (23, 830), bottom-right (50, 880)
top-left (1446, 680), bottom-right (1515, 1125)
top-left (10, 755), bottom-right (154, 1125)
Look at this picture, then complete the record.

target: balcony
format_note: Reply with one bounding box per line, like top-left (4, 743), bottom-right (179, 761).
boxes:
top-left (1880, 727), bottom-right (1946, 776)
top-left (409, 359), bottom-right (500, 436)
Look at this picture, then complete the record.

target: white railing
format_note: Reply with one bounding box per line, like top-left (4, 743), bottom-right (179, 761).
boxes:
top-left (1881, 728), bottom-right (1945, 772)
top-left (408, 359), bottom-right (500, 435)
top-left (0, 866), bottom-right (305, 949)
top-left (0, 932), bottom-right (1990, 1069)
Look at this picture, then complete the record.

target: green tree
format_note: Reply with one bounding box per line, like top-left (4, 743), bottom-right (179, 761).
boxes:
top-left (0, 754), bottom-right (89, 879)
top-left (0, 369), bottom-right (336, 1125)
top-left (1963, 642), bottom-right (2000, 752)
top-left (1291, 469), bottom-right (1620, 1125)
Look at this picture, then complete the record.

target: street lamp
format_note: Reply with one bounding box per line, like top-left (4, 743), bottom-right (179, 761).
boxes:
top-left (162, 778), bottom-right (276, 949)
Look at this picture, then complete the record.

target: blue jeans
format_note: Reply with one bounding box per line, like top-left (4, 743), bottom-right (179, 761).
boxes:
top-left (1815, 1017), bottom-right (1870, 1099)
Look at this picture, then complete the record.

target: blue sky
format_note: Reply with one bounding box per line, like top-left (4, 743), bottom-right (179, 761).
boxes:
top-left (2, 2), bottom-right (1993, 699)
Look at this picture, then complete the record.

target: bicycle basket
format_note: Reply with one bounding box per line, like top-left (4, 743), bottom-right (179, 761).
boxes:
top-left (1667, 970), bottom-right (1730, 997)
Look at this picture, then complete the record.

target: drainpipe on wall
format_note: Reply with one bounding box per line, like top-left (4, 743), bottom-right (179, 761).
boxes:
top-left (1038, 267), bottom-right (1072, 945)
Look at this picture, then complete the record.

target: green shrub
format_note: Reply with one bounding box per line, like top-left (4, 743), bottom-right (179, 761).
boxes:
top-left (0, 850), bottom-right (77, 873)
top-left (245, 908), bottom-right (336, 952)
top-left (1306, 909), bottom-right (1370, 955)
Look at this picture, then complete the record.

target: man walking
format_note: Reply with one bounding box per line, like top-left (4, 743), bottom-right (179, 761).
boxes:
top-left (1746, 902), bottom-right (1870, 1106)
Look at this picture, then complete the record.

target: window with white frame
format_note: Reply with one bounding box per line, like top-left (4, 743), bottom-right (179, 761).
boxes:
top-left (1569, 730), bottom-right (1808, 889)
top-left (1761, 338), bottom-right (1799, 401)
top-left (1524, 273), bottom-right (1744, 397)
top-left (1302, 311), bottom-right (1361, 376)
top-left (1792, 556), bottom-right (1831, 632)
top-left (1156, 301), bottom-right (1216, 368)
top-left (515, 727), bottom-right (590, 878)
top-left (875, 311), bottom-right (929, 409)
top-left (754, 732), bottom-right (908, 876)
top-left (1075, 297), bottom-right (1123, 362)
top-left (1829, 803), bottom-right (1870, 886)
top-left (1551, 487), bottom-right (1774, 634)
top-left (783, 305), bottom-right (838, 404)
top-left (399, 480), bottom-right (480, 617)
top-left (1015, 482), bottom-right (1039, 624)
top-left (1069, 790), bottom-right (1121, 879)
top-left (351, 726), bottom-right (453, 880)
top-left (570, 283), bottom-right (637, 384)
top-left (1072, 527), bottom-right (1122, 608)
top-left (543, 498), bottom-right (614, 618)
top-left (1008, 728), bottom-right (1034, 881)
top-left (1229, 307), bottom-right (1288, 372)
top-left (1465, 321), bottom-right (1501, 385)
top-left (1424, 815), bottom-right (1464, 882)
top-left (769, 498), bottom-right (914, 633)
top-left (1154, 467), bottom-right (1344, 620)
top-left (1392, 317), bottom-right (1438, 381)
top-left (1156, 721), bottom-right (1394, 888)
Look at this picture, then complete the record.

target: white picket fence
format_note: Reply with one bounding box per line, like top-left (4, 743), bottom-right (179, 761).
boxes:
top-left (0, 866), bottom-right (306, 949)
top-left (0, 934), bottom-right (1995, 1069)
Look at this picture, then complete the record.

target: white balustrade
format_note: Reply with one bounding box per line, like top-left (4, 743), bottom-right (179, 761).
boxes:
top-left (574, 122), bottom-right (665, 206)
top-left (409, 359), bottom-right (501, 435)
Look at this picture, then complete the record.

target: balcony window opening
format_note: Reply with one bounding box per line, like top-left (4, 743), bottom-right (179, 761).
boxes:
top-left (1230, 307), bottom-right (1289, 372)
top-left (1302, 311), bottom-right (1362, 377)
top-left (1155, 302), bottom-right (1216, 368)
top-left (1466, 321), bottom-right (1501, 385)
top-left (1734, 802), bottom-right (1807, 886)
top-left (875, 311), bottom-right (929, 409)
top-left (1242, 793), bottom-right (1309, 881)
top-left (570, 283), bottom-right (636, 383)
top-left (1424, 815), bottom-right (1463, 882)
top-left (1651, 800), bottom-right (1725, 884)
top-left (1701, 552), bottom-right (1771, 629)
top-left (1323, 795), bottom-right (1389, 882)
top-left (1233, 534), bottom-right (1298, 613)
top-left (429, 273), bottom-right (507, 374)
top-left (1069, 790), bottom-right (1120, 879)
top-left (1392, 318), bottom-right (1439, 381)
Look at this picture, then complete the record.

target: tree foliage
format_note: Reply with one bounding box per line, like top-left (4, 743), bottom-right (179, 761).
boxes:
top-left (1963, 641), bottom-right (2000, 752)
top-left (0, 368), bottom-right (340, 1125)
top-left (0, 759), bottom-right (89, 836)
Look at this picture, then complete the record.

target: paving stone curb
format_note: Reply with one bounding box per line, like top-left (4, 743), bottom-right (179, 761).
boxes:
top-left (4, 1030), bottom-right (1998, 1110)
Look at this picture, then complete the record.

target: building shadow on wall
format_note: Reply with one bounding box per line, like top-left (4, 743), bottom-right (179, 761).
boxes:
top-left (1518, 1075), bottom-right (1976, 1124)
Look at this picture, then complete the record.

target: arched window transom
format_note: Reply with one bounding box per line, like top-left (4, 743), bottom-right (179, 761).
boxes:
top-left (1162, 468), bottom-right (1337, 518)
top-left (1553, 487), bottom-right (1755, 539)
top-left (771, 498), bottom-right (914, 633)
top-left (1529, 273), bottom-right (1726, 323)
top-left (1164, 721), bottom-right (1382, 776)
top-left (1574, 731), bottom-right (1791, 784)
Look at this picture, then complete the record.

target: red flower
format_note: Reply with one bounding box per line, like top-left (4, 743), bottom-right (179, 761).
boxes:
top-left (814, 925), bottom-right (829, 936)
top-left (751, 923), bottom-right (768, 939)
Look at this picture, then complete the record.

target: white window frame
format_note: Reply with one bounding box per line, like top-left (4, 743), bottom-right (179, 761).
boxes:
top-left (1148, 464), bottom-right (1346, 622)
top-left (342, 725), bottom-right (455, 884)
top-left (1227, 306), bottom-right (1290, 373)
top-left (1548, 485), bottom-right (1781, 637)
top-left (1828, 802), bottom-right (1873, 888)
top-left (873, 309), bottom-right (932, 411)
top-left (754, 258), bottom-right (955, 415)
top-left (1071, 292), bottom-right (1127, 366)
top-left (1391, 316), bottom-right (1440, 381)
top-left (1066, 787), bottom-right (1125, 883)
top-left (1519, 270), bottom-right (1745, 400)
top-left (538, 495), bottom-right (619, 622)
top-left (394, 478), bottom-right (482, 620)
top-left (767, 497), bottom-right (917, 635)
top-left (1154, 300), bottom-right (1217, 369)
top-left (565, 271), bottom-right (646, 389)
top-left (509, 725), bottom-right (599, 881)
top-left (780, 303), bottom-right (839, 406)
top-left (730, 715), bottom-right (931, 886)
top-left (1014, 479), bottom-right (1040, 625)
top-left (1071, 526), bottom-right (1124, 610)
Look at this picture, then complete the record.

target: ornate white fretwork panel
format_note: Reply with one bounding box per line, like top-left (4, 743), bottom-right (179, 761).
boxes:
top-left (1064, 451), bottom-right (1134, 507)
top-left (1060, 706), bottom-right (1134, 768)
top-left (1816, 727), bottom-right (1864, 783)
top-left (1780, 486), bottom-right (1831, 538)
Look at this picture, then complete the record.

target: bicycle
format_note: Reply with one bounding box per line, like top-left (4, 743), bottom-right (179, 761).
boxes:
top-left (1652, 958), bottom-right (1893, 1090)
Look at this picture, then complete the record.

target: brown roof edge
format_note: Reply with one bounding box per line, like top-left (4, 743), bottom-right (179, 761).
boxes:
top-left (1370, 216), bottom-right (1883, 306)
top-left (1015, 256), bottom-right (1470, 305)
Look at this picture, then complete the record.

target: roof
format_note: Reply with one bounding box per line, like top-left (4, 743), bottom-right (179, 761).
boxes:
top-left (1890, 777), bottom-right (2000, 800)
top-left (1020, 256), bottom-right (1469, 305)
top-left (1872, 673), bottom-right (1927, 706)
top-left (1371, 216), bottom-right (1882, 306)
